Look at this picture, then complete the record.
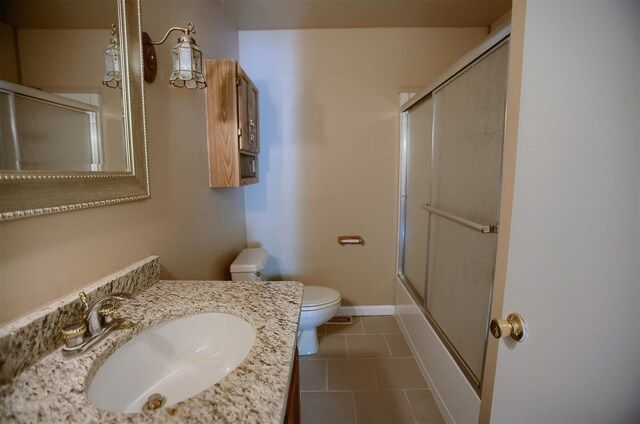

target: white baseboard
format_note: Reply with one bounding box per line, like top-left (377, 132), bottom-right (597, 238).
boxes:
top-left (338, 305), bottom-right (395, 316)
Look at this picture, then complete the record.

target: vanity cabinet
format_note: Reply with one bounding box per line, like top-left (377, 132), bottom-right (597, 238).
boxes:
top-left (284, 350), bottom-right (301, 423)
top-left (204, 59), bottom-right (259, 187)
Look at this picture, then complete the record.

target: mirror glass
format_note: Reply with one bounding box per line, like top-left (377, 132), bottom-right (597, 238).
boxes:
top-left (0, 0), bottom-right (150, 221)
top-left (0, 0), bottom-right (129, 172)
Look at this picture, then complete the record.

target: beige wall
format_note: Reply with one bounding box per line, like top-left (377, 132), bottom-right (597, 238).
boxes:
top-left (240, 28), bottom-right (487, 306)
top-left (0, 0), bottom-right (246, 324)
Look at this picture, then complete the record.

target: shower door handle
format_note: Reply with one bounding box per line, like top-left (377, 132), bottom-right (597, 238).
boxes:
top-left (490, 313), bottom-right (528, 342)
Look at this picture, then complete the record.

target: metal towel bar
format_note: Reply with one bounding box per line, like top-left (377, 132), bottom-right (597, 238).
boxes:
top-left (421, 204), bottom-right (498, 234)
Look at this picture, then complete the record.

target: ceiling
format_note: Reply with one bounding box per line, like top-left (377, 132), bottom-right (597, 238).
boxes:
top-left (220, 0), bottom-right (512, 30)
top-left (1, 0), bottom-right (511, 30)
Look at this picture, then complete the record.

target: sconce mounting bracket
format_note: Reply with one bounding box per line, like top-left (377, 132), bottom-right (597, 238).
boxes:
top-left (142, 32), bottom-right (157, 83)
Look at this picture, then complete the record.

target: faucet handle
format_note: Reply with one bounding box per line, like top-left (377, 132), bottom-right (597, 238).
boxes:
top-left (62, 322), bottom-right (86, 348)
top-left (99, 302), bottom-right (118, 324)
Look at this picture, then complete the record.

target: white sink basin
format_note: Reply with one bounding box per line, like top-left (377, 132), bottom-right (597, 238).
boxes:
top-left (87, 312), bottom-right (256, 413)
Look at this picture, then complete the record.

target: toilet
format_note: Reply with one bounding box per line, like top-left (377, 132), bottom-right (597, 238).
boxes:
top-left (296, 285), bottom-right (341, 355)
top-left (230, 248), bottom-right (341, 356)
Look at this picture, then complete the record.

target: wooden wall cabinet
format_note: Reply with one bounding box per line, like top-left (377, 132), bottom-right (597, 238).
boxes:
top-left (205, 59), bottom-right (259, 187)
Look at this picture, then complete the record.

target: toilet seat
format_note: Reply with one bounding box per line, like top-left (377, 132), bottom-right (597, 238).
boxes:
top-left (302, 298), bottom-right (341, 312)
top-left (302, 286), bottom-right (341, 310)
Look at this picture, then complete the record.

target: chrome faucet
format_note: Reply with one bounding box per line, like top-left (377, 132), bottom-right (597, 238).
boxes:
top-left (61, 291), bottom-right (131, 357)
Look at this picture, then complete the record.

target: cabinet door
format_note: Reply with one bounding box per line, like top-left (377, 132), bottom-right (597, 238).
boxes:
top-left (237, 68), bottom-right (259, 154)
top-left (248, 81), bottom-right (259, 153)
top-left (237, 69), bottom-right (250, 152)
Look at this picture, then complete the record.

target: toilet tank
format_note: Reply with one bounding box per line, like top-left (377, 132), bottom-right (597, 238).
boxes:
top-left (230, 248), bottom-right (268, 281)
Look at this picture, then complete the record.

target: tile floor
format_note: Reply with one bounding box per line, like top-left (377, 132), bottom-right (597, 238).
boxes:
top-left (299, 316), bottom-right (444, 424)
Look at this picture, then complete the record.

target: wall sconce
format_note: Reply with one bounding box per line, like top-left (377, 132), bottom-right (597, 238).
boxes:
top-left (102, 24), bottom-right (121, 88)
top-left (143, 23), bottom-right (206, 89)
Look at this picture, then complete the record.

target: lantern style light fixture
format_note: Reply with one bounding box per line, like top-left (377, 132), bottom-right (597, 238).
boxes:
top-left (143, 22), bottom-right (206, 89)
top-left (102, 24), bottom-right (121, 88)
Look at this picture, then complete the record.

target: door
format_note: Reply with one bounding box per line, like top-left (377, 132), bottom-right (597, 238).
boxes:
top-left (481, 1), bottom-right (640, 422)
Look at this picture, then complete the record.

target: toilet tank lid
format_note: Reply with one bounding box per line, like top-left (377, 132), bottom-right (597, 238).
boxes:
top-left (230, 248), bottom-right (268, 273)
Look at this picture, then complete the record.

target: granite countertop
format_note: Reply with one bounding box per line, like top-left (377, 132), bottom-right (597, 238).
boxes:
top-left (1, 279), bottom-right (304, 423)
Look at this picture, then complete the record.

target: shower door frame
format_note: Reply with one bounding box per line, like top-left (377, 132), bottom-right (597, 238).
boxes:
top-left (396, 26), bottom-right (511, 394)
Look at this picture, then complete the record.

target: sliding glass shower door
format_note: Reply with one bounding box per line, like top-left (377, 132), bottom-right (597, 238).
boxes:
top-left (402, 96), bottom-right (432, 299)
top-left (400, 39), bottom-right (509, 389)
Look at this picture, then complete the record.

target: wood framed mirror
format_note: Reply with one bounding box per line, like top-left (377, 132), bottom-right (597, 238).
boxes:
top-left (0, 0), bottom-right (149, 221)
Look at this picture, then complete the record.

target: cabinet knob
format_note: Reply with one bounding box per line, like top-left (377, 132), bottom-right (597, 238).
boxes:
top-left (249, 118), bottom-right (255, 127)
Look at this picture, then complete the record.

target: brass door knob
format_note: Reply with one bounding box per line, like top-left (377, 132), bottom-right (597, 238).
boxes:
top-left (490, 313), bottom-right (527, 342)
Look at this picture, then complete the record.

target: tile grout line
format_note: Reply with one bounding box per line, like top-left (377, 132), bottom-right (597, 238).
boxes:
top-left (352, 391), bottom-right (358, 424)
top-left (325, 359), bottom-right (328, 392)
top-left (301, 389), bottom-right (403, 393)
top-left (371, 357), bottom-right (380, 390)
top-left (303, 388), bottom-right (427, 393)
top-left (320, 356), bottom-right (413, 361)
top-left (383, 333), bottom-right (393, 357)
top-left (404, 389), bottom-right (419, 424)
top-left (344, 334), bottom-right (350, 358)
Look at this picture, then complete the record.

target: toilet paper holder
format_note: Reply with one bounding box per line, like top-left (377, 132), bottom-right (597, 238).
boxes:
top-left (338, 235), bottom-right (364, 245)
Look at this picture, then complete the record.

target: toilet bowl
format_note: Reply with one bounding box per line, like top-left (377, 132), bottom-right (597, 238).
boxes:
top-left (230, 248), bottom-right (341, 356)
top-left (298, 286), bottom-right (341, 355)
